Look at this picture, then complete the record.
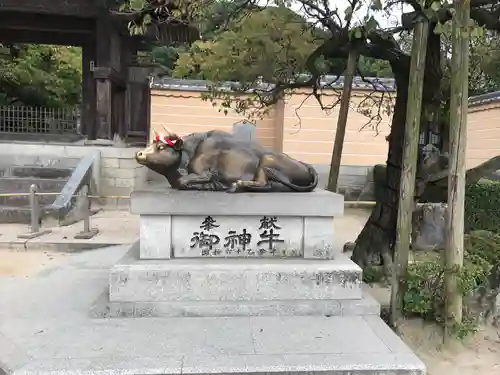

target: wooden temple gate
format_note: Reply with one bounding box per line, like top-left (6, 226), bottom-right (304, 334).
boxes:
top-left (0, 0), bottom-right (196, 143)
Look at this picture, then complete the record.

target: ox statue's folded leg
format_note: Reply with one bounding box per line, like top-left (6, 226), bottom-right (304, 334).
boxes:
top-left (178, 171), bottom-right (228, 191)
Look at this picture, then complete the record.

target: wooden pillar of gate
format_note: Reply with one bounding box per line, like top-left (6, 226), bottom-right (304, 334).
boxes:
top-left (94, 5), bottom-right (128, 142)
top-left (127, 64), bottom-right (154, 142)
top-left (81, 42), bottom-right (97, 139)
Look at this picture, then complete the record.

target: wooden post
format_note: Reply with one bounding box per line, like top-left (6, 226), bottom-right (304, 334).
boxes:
top-left (444, 0), bottom-right (470, 342)
top-left (389, 20), bottom-right (429, 328)
top-left (327, 50), bottom-right (359, 192)
top-left (96, 78), bottom-right (113, 139)
top-left (81, 43), bottom-right (97, 139)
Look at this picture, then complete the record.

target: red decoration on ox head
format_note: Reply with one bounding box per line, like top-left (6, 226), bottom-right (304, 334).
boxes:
top-left (154, 135), bottom-right (177, 148)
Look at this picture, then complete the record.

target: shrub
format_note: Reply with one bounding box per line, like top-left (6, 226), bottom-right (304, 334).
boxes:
top-left (465, 180), bottom-right (500, 234)
top-left (403, 230), bottom-right (500, 338)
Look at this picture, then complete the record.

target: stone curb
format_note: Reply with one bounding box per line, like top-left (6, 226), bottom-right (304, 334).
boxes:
top-left (8, 353), bottom-right (426, 375)
top-left (0, 240), bottom-right (129, 252)
top-left (344, 201), bottom-right (376, 208)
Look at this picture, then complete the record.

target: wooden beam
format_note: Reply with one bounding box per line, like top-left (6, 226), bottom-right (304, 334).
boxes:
top-left (93, 68), bottom-right (126, 88)
top-left (0, 1), bottom-right (96, 17)
top-left (444, 0), bottom-right (470, 343)
top-left (390, 20), bottom-right (429, 328)
top-left (0, 28), bottom-right (90, 46)
top-left (95, 7), bottom-right (112, 67)
top-left (0, 12), bottom-right (94, 33)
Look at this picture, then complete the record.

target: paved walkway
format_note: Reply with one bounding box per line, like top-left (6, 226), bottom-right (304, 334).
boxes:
top-left (0, 210), bottom-right (139, 251)
top-left (0, 245), bottom-right (424, 375)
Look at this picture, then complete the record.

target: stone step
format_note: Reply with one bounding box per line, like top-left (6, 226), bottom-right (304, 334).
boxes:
top-left (0, 192), bottom-right (57, 207)
top-left (8, 165), bottom-right (73, 179)
top-left (109, 244), bottom-right (363, 304)
top-left (0, 176), bottom-right (68, 193)
top-left (2, 315), bottom-right (426, 375)
top-left (93, 285), bottom-right (379, 319)
top-left (0, 205), bottom-right (56, 224)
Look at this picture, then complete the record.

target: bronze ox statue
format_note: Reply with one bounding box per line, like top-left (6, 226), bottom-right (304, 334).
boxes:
top-left (134, 126), bottom-right (318, 193)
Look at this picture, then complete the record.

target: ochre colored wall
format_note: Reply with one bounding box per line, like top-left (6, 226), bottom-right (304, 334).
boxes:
top-left (150, 88), bottom-right (392, 166)
top-left (151, 87), bottom-right (500, 172)
top-left (281, 90), bottom-right (392, 165)
top-left (150, 90), bottom-right (278, 150)
top-left (467, 102), bottom-right (500, 169)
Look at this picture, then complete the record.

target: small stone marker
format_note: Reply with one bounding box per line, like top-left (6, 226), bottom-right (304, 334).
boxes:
top-left (411, 203), bottom-right (447, 251)
top-left (232, 120), bottom-right (257, 142)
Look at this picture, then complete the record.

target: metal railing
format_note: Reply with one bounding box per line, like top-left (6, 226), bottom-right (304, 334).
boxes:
top-left (0, 184), bottom-right (130, 240)
top-left (0, 106), bottom-right (80, 134)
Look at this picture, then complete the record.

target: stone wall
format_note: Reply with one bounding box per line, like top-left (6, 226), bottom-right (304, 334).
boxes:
top-left (314, 164), bottom-right (375, 201)
top-left (97, 148), bottom-right (146, 197)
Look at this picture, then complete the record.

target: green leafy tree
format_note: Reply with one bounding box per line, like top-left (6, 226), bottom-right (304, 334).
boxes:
top-left (151, 45), bottom-right (184, 77)
top-left (173, 5), bottom-right (329, 82)
top-left (172, 4), bottom-right (393, 81)
top-left (0, 44), bottom-right (82, 108)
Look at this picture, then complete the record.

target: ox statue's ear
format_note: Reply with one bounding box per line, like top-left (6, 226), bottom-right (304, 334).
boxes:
top-left (174, 139), bottom-right (184, 151)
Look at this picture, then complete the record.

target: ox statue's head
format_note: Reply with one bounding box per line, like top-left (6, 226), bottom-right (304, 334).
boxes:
top-left (134, 125), bottom-right (184, 173)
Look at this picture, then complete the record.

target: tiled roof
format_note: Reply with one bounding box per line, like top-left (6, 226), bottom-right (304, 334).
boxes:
top-left (150, 75), bottom-right (397, 92)
top-left (151, 76), bottom-right (500, 108)
top-left (468, 91), bottom-right (500, 106)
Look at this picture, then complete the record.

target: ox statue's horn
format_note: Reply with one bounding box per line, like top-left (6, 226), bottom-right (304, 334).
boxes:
top-left (162, 125), bottom-right (173, 136)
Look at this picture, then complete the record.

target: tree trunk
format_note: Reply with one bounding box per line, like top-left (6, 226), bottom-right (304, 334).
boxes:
top-left (352, 30), bottom-right (444, 269)
top-left (351, 76), bottom-right (408, 269)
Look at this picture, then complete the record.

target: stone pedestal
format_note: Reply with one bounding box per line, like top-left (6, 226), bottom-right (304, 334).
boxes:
top-left (103, 187), bottom-right (381, 318)
top-left (86, 187), bottom-right (426, 375)
top-left (131, 188), bottom-right (344, 260)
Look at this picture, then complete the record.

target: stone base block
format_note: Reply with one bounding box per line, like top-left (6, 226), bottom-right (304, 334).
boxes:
top-left (109, 242), bottom-right (362, 304)
top-left (93, 286), bottom-right (379, 318)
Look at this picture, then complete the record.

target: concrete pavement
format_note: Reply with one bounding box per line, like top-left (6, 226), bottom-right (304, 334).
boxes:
top-left (0, 210), bottom-right (139, 251)
top-left (0, 245), bottom-right (425, 375)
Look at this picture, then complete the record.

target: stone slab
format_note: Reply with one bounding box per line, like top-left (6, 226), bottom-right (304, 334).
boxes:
top-left (109, 243), bottom-right (362, 303)
top-left (0, 244), bottom-right (425, 375)
top-left (140, 215), bottom-right (172, 259)
top-left (130, 188), bottom-right (344, 217)
top-left (92, 285), bottom-right (380, 319)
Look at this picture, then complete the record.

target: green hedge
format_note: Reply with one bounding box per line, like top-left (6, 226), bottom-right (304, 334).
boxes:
top-left (465, 180), bottom-right (500, 234)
